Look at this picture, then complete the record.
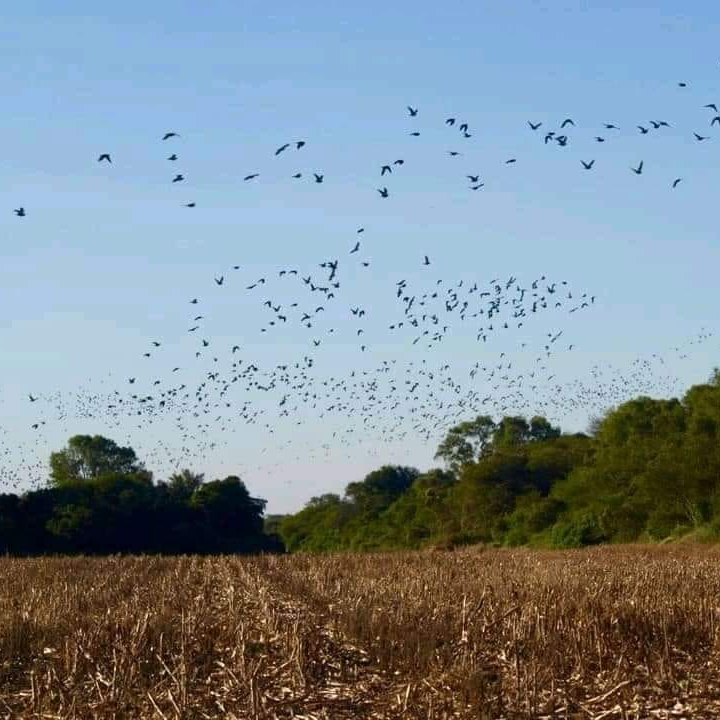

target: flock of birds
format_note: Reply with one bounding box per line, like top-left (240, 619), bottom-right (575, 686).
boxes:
top-left (2, 89), bottom-right (717, 492)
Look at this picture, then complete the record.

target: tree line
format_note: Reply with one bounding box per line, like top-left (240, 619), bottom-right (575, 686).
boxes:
top-left (2, 369), bottom-right (719, 555)
top-left (0, 436), bottom-right (282, 555)
top-left (278, 369), bottom-right (720, 551)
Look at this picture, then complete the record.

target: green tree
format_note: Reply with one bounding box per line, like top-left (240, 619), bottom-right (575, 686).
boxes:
top-left (49, 435), bottom-right (146, 486)
top-left (434, 416), bottom-right (496, 470)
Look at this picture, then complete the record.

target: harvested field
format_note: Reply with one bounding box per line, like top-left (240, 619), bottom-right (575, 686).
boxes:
top-left (2, 546), bottom-right (720, 718)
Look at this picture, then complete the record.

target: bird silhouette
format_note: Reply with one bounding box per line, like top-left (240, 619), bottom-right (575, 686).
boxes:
top-left (275, 143), bottom-right (290, 155)
top-left (172, 174), bottom-right (184, 183)
top-left (631, 161), bottom-right (644, 175)
top-left (162, 132), bottom-right (179, 140)
top-left (672, 178), bottom-right (683, 188)
top-left (215, 276), bottom-right (224, 286)
top-left (13, 208), bottom-right (25, 217)
top-left (528, 121), bottom-right (542, 130)
top-left (314, 173), bottom-right (324, 183)
top-left (377, 187), bottom-right (389, 198)
top-left (581, 160), bottom-right (595, 170)
top-left (97, 154), bottom-right (111, 163)
top-left (407, 106), bottom-right (418, 116)
top-left (244, 174), bottom-right (259, 181)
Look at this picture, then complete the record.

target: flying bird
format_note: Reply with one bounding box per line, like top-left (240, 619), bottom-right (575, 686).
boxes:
top-left (275, 143), bottom-right (290, 155)
top-left (423, 255), bottom-right (430, 266)
top-left (162, 132), bottom-right (179, 140)
top-left (561, 118), bottom-right (575, 128)
top-left (97, 153), bottom-right (111, 163)
top-left (672, 178), bottom-right (683, 188)
top-left (13, 208), bottom-right (25, 217)
top-left (350, 241), bottom-right (360, 254)
top-left (172, 174), bottom-right (184, 183)
top-left (244, 174), bottom-right (259, 181)
top-left (581, 160), bottom-right (595, 170)
top-left (215, 276), bottom-right (224, 286)
top-left (377, 187), bottom-right (389, 198)
top-left (314, 173), bottom-right (324, 183)
top-left (407, 106), bottom-right (418, 116)
top-left (694, 132), bottom-right (709, 141)
top-left (631, 161), bottom-right (644, 175)
top-left (528, 121), bottom-right (542, 130)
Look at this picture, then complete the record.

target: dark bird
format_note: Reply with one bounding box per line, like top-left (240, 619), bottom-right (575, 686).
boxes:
top-left (357, 227), bottom-right (365, 233)
top-left (595, 136), bottom-right (605, 142)
top-left (275, 143), bottom-right (290, 155)
top-left (470, 184), bottom-right (484, 190)
top-left (381, 165), bottom-right (392, 176)
top-left (712, 116), bottom-right (720, 127)
top-left (637, 125), bottom-right (649, 134)
top-left (296, 141), bottom-right (306, 149)
top-left (678, 82), bottom-right (687, 87)
top-left (393, 159), bottom-right (404, 165)
top-left (172, 174), bottom-right (184, 183)
top-left (561, 118), bottom-right (575, 128)
top-left (694, 132), bottom-right (709, 141)
top-left (631, 161), bottom-right (644, 175)
top-left (314, 173), bottom-right (324, 183)
top-left (581, 159), bottom-right (595, 170)
top-left (445, 118), bottom-right (456, 126)
top-left (98, 153), bottom-right (111, 163)
top-left (672, 178), bottom-right (683, 188)
top-left (377, 187), bottom-right (389, 198)
top-left (244, 174), bottom-right (259, 181)
top-left (409, 132), bottom-right (421, 137)
top-left (604, 123), bottom-right (619, 129)
top-left (13, 208), bottom-right (25, 217)
top-left (185, 202), bottom-right (196, 208)
top-left (190, 298), bottom-right (199, 304)
top-left (528, 121), bottom-right (542, 130)
top-left (292, 173), bottom-right (302, 178)
top-left (162, 132), bottom-right (179, 140)
top-left (505, 158), bottom-right (517, 164)
top-left (459, 123), bottom-right (469, 133)
top-left (28, 394), bottom-right (38, 402)
top-left (423, 255), bottom-right (430, 266)
top-left (704, 103), bottom-right (718, 112)
top-left (407, 105), bottom-right (418, 116)
top-left (350, 241), bottom-right (360, 254)
top-left (215, 276), bottom-right (224, 286)
top-left (168, 154), bottom-right (178, 161)
top-left (128, 378), bottom-right (136, 384)
top-left (448, 151), bottom-right (461, 156)
top-left (467, 175), bottom-right (480, 183)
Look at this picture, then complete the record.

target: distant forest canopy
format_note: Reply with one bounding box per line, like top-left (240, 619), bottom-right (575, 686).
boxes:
top-left (0, 436), bottom-right (282, 555)
top-left (278, 369), bottom-right (720, 551)
top-left (2, 369), bottom-right (720, 555)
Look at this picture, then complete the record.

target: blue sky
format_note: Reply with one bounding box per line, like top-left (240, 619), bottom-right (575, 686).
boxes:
top-left (0, 2), bottom-right (718, 511)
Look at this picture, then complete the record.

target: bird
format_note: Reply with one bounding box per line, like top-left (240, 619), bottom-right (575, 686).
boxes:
top-left (313, 173), bottom-right (324, 183)
top-left (672, 178), bottom-right (683, 188)
top-left (409, 132), bottom-right (421, 137)
top-left (712, 116), bottom-right (720, 127)
top-left (704, 103), bottom-right (718, 112)
top-left (381, 165), bottom-right (392, 176)
top-left (445, 118), bottom-right (456, 126)
top-left (162, 132), bottom-right (179, 140)
top-left (185, 202), bottom-right (196, 208)
top-left (167, 154), bottom-right (178, 161)
top-left (528, 121), bottom-right (542, 130)
top-left (296, 141), bottom-right (306, 149)
top-left (505, 158), bottom-right (517, 164)
top-left (244, 174), bottom-right (259, 181)
top-left (581, 160), bottom-right (595, 170)
top-left (694, 132), bottom-right (709, 141)
top-left (604, 123), bottom-right (619, 129)
top-left (393, 159), bottom-right (404, 166)
top-left (631, 161), bottom-right (644, 175)
top-left (357, 227), bottom-right (365, 234)
top-left (407, 106), bottom-right (418, 117)
top-left (470, 184), bottom-right (484, 190)
top-left (275, 143), bottom-right (290, 155)
top-left (13, 208), bottom-right (25, 217)
top-left (637, 125), bottom-right (649, 134)
top-left (292, 173), bottom-right (302, 179)
top-left (595, 137), bottom-right (605, 143)
top-left (678, 82), bottom-right (687, 87)
top-left (561, 118), bottom-right (575, 128)
top-left (448, 151), bottom-right (461, 157)
top-left (190, 298), bottom-right (199, 304)
top-left (377, 187), bottom-right (389, 198)
top-left (28, 394), bottom-right (38, 402)
top-left (467, 175), bottom-right (480, 183)
top-left (423, 255), bottom-right (430, 266)
top-left (97, 153), bottom-right (111, 163)
top-left (172, 174), bottom-right (184, 183)
top-left (215, 276), bottom-right (224, 286)
top-left (350, 241), bottom-right (360, 254)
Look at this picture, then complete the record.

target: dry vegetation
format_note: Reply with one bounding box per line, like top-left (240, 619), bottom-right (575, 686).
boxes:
top-left (2, 547), bottom-right (720, 718)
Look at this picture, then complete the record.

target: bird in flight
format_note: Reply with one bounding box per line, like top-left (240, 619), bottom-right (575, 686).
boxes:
top-left (505, 158), bottom-right (517, 164)
top-left (637, 125), bottom-right (649, 134)
top-left (314, 173), bottom-right (324, 183)
top-left (448, 151), bottom-right (461, 157)
top-left (561, 118), bottom-right (575, 128)
top-left (162, 132), bottom-right (179, 140)
top-left (98, 153), bottom-right (111, 163)
top-left (172, 174), bottom-right (184, 183)
top-left (350, 241), bottom-right (360, 254)
top-left (581, 160), bottom-right (595, 170)
top-left (185, 202), bottom-right (196, 208)
top-left (377, 187), bottom-right (389, 198)
top-left (28, 394), bottom-right (38, 402)
top-left (423, 255), bottom-right (430, 266)
top-left (712, 116), bottom-right (720, 127)
top-left (672, 178), bottom-right (683, 188)
top-left (445, 118), bottom-right (456, 126)
top-left (407, 106), bottom-right (418, 117)
top-left (467, 174), bottom-right (480, 183)
top-left (704, 103), bottom-right (718, 112)
top-left (693, 132), bottom-right (709, 141)
top-left (631, 161), bottom-right (644, 175)
top-left (275, 143), bottom-right (290, 155)
top-left (528, 121), bottom-right (542, 130)
top-left (409, 132), bottom-right (421, 137)
top-left (381, 165), bottom-right (392, 176)
top-left (168, 154), bottom-right (178, 161)
top-left (215, 276), bottom-right (224, 286)
top-left (296, 141), bottom-right (306, 149)
top-left (14, 207), bottom-right (25, 217)
top-left (244, 174), bottom-right (259, 181)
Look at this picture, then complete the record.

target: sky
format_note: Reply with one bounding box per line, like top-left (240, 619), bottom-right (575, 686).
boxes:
top-left (0, 2), bottom-right (718, 512)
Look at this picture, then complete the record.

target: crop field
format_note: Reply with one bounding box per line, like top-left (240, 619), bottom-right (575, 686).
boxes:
top-left (1, 547), bottom-right (720, 719)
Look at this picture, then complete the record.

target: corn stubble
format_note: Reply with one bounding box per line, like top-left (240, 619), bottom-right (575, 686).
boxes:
top-left (1, 547), bottom-right (720, 719)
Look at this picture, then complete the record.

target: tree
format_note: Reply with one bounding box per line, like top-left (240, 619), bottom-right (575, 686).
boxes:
top-left (165, 469), bottom-right (204, 502)
top-left (435, 416), bottom-right (496, 470)
top-left (345, 466), bottom-right (419, 517)
top-left (49, 435), bottom-right (146, 486)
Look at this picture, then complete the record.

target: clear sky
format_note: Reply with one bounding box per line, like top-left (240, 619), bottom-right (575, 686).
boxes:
top-left (0, 2), bottom-right (718, 512)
